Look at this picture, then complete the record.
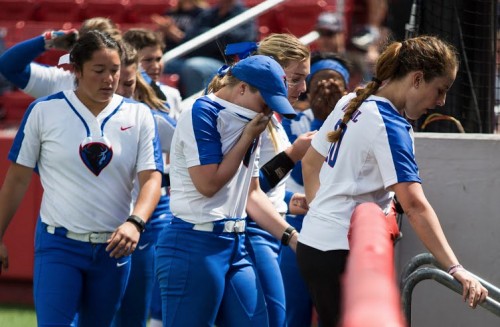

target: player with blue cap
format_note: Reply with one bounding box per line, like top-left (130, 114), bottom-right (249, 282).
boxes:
top-left (155, 55), bottom-right (300, 327)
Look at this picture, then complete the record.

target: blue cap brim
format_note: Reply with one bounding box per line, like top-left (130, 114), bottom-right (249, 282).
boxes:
top-left (261, 91), bottom-right (296, 119)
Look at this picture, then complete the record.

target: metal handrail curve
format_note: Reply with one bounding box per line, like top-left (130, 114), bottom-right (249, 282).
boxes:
top-left (400, 252), bottom-right (500, 302)
top-left (400, 253), bottom-right (500, 326)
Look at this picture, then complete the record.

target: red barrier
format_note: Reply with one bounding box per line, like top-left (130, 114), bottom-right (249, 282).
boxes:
top-left (340, 202), bottom-right (406, 327)
top-left (0, 131), bottom-right (42, 305)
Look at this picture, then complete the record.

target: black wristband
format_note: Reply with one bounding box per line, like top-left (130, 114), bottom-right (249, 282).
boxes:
top-left (281, 226), bottom-right (296, 246)
top-left (261, 151), bottom-right (295, 189)
top-left (127, 215), bottom-right (146, 233)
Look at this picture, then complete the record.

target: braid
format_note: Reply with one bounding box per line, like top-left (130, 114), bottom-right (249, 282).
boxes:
top-left (326, 41), bottom-right (403, 143)
top-left (327, 80), bottom-right (382, 143)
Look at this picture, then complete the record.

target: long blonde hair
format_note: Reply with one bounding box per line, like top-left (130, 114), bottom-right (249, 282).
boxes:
top-left (257, 33), bottom-right (310, 152)
top-left (256, 33), bottom-right (310, 68)
top-left (135, 73), bottom-right (169, 112)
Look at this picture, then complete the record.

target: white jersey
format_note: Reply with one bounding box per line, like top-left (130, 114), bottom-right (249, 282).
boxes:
top-left (170, 93), bottom-right (260, 224)
top-left (9, 91), bottom-right (162, 233)
top-left (159, 83), bottom-right (183, 121)
top-left (299, 93), bottom-right (421, 251)
top-left (23, 63), bottom-right (74, 98)
top-left (283, 109), bottom-right (315, 194)
top-left (259, 115), bottom-right (291, 214)
top-left (131, 109), bottom-right (176, 204)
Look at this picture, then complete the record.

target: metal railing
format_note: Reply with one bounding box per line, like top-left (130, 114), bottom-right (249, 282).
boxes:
top-left (175, 0), bottom-right (319, 108)
top-left (400, 253), bottom-right (500, 326)
top-left (161, 0), bottom-right (286, 65)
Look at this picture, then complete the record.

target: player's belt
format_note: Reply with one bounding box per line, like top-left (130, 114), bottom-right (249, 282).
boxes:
top-left (45, 225), bottom-right (113, 244)
top-left (193, 220), bottom-right (246, 233)
top-left (172, 217), bottom-right (246, 233)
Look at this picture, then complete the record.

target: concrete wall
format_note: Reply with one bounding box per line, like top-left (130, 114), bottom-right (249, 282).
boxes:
top-left (395, 133), bottom-right (500, 326)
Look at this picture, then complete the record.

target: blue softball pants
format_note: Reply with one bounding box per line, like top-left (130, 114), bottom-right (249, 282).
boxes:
top-left (245, 220), bottom-right (286, 327)
top-left (155, 217), bottom-right (269, 327)
top-left (34, 220), bottom-right (131, 327)
top-left (111, 225), bottom-right (158, 327)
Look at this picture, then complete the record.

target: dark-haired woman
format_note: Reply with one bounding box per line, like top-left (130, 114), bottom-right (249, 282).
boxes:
top-left (297, 35), bottom-right (488, 327)
top-left (0, 30), bottom-right (162, 326)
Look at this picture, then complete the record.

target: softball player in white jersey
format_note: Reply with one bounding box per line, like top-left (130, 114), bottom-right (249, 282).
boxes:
top-left (297, 36), bottom-right (488, 327)
top-left (238, 33), bottom-right (312, 327)
top-left (280, 54), bottom-right (351, 327)
top-left (111, 42), bottom-right (177, 327)
top-left (1, 33), bottom-right (175, 327)
top-left (0, 31), bottom-right (163, 327)
top-left (155, 55), bottom-right (300, 327)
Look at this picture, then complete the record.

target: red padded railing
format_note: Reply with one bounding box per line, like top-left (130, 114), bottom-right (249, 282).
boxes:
top-left (340, 202), bottom-right (406, 327)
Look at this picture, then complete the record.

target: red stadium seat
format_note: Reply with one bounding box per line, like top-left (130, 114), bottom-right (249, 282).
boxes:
top-left (0, 0), bottom-right (36, 21)
top-left (33, 0), bottom-right (84, 22)
top-left (35, 49), bottom-right (69, 66)
top-left (275, 2), bottom-right (323, 38)
top-left (14, 20), bottom-right (74, 41)
top-left (0, 20), bottom-right (72, 66)
top-left (0, 20), bottom-right (24, 48)
top-left (125, 0), bottom-right (171, 24)
top-left (0, 90), bottom-right (35, 122)
top-left (257, 9), bottom-right (285, 40)
top-left (160, 73), bottom-right (179, 89)
top-left (80, 0), bottom-right (130, 24)
top-left (117, 22), bottom-right (158, 34)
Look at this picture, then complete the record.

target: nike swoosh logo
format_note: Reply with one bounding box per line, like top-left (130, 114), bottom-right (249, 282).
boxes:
top-left (138, 243), bottom-right (150, 251)
top-left (117, 261), bottom-right (129, 267)
top-left (120, 126), bottom-right (134, 131)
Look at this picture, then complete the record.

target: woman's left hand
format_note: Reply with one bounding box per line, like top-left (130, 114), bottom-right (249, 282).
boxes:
top-left (106, 222), bottom-right (141, 258)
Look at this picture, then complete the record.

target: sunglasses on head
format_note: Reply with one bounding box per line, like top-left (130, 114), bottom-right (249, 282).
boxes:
top-left (317, 30), bottom-right (336, 37)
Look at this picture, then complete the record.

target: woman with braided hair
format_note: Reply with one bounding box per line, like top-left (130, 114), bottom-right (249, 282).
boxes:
top-left (297, 35), bottom-right (488, 327)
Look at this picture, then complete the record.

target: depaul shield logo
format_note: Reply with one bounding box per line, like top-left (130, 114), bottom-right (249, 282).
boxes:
top-left (79, 137), bottom-right (113, 176)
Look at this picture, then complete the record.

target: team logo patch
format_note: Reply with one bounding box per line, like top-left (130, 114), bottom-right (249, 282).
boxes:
top-left (80, 141), bottom-right (113, 176)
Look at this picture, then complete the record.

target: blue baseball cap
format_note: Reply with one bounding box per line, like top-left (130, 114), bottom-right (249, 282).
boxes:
top-left (231, 55), bottom-right (296, 119)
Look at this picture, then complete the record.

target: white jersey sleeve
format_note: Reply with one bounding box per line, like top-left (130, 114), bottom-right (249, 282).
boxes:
top-left (159, 83), bottom-right (183, 121)
top-left (23, 63), bottom-right (75, 98)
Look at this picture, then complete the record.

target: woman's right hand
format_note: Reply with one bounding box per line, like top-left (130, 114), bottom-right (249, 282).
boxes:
top-left (242, 113), bottom-right (270, 141)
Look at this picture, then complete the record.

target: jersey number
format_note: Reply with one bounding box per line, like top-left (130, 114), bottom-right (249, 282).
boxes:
top-left (326, 119), bottom-right (347, 168)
